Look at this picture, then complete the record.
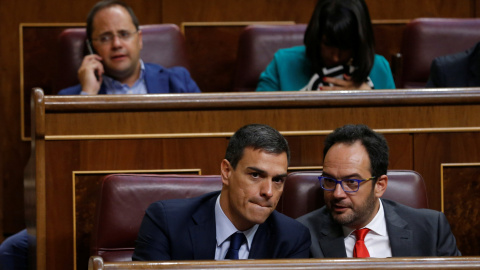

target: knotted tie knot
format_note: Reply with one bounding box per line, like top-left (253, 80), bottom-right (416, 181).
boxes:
top-left (353, 228), bottom-right (370, 258)
top-left (224, 232), bottom-right (246, 259)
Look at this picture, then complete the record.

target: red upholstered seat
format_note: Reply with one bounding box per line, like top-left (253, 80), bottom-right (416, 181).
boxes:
top-left (232, 24), bottom-right (306, 92)
top-left (54, 24), bottom-right (189, 93)
top-left (281, 170), bottom-right (428, 219)
top-left (399, 18), bottom-right (480, 88)
top-left (91, 170), bottom-right (426, 262)
top-left (90, 174), bottom-right (222, 262)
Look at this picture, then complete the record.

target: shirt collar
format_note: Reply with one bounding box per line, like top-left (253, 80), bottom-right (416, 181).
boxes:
top-left (215, 194), bottom-right (259, 251)
top-left (342, 198), bottom-right (387, 237)
top-left (102, 59), bottom-right (146, 92)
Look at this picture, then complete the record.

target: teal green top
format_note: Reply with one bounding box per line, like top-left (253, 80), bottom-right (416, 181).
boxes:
top-left (256, 45), bottom-right (396, 91)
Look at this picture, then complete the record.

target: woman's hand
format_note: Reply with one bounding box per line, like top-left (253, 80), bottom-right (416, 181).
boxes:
top-left (320, 74), bottom-right (371, 90)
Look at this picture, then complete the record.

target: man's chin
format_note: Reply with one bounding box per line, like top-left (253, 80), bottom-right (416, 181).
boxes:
top-left (331, 211), bottom-right (355, 226)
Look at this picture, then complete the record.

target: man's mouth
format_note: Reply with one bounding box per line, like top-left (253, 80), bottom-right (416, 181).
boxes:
top-left (111, 54), bottom-right (127, 60)
top-left (332, 203), bottom-right (350, 212)
top-left (251, 200), bottom-right (273, 208)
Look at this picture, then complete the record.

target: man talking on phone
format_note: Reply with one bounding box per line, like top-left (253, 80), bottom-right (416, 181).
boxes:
top-left (58, 0), bottom-right (200, 95)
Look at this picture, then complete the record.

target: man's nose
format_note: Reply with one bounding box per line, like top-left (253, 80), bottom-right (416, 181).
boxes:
top-left (111, 35), bottom-right (122, 47)
top-left (332, 182), bottom-right (347, 198)
top-left (260, 180), bottom-right (273, 198)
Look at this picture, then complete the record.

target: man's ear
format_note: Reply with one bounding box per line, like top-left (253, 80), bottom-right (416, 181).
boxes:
top-left (138, 30), bottom-right (143, 50)
top-left (375, 174), bottom-right (388, 198)
top-left (220, 159), bottom-right (232, 186)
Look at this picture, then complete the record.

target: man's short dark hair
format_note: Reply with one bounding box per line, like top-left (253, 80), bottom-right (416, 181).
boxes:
top-left (225, 124), bottom-right (290, 169)
top-left (323, 124), bottom-right (389, 179)
top-left (86, 0), bottom-right (140, 42)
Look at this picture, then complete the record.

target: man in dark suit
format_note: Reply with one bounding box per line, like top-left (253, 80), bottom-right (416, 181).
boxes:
top-left (58, 0), bottom-right (200, 95)
top-left (426, 42), bottom-right (480, 88)
top-left (297, 124), bottom-right (460, 258)
top-left (133, 124), bottom-right (311, 260)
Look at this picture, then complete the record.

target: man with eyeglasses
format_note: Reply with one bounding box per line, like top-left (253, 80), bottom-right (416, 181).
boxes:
top-left (297, 124), bottom-right (460, 258)
top-left (58, 0), bottom-right (200, 95)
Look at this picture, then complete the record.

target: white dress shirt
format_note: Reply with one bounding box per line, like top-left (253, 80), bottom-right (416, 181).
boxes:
top-left (214, 195), bottom-right (259, 260)
top-left (343, 199), bottom-right (392, 258)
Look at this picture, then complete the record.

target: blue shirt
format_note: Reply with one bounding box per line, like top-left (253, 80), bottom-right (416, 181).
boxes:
top-left (81, 60), bottom-right (147, 95)
top-left (214, 194), bottom-right (259, 260)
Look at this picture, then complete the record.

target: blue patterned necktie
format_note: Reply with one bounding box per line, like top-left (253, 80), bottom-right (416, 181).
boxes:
top-left (224, 232), bottom-right (246, 259)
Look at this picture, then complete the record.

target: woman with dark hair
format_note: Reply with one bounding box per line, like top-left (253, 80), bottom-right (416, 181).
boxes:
top-left (256, 0), bottom-right (395, 91)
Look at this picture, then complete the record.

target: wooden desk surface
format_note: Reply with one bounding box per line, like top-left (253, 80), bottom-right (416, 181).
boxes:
top-left (27, 88), bottom-right (480, 270)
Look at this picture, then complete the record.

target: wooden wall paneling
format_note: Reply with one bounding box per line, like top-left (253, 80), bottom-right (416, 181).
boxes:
top-left (442, 164), bottom-right (480, 256)
top-left (183, 22), bottom-right (294, 92)
top-left (162, 0), bottom-right (317, 26)
top-left (1, 0), bottom-right (164, 238)
top-left (21, 24), bottom-right (84, 140)
top-left (3, 0), bottom-right (480, 258)
top-left (366, 0), bottom-right (477, 19)
top-left (43, 138), bottom-right (227, 270)
top-left (413, 132), bottom-right (480, 212)
top-left (30, 88), bottom-right (480, 268)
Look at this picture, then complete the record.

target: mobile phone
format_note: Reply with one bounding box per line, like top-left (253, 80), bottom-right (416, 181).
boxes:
top-left (85, 39), bottom-right (100, 81)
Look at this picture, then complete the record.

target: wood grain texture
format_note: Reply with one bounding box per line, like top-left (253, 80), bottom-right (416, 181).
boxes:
top-left (414, 133), bottom-right (480, 211)
top-left (2, 0), bottom-right (480, 259)
top-left (89, 256), bottom-right (480, 270)
top-left (29, 88), bottom-right (480, 269)
top-left (443, 165), bottom-right (480, 256)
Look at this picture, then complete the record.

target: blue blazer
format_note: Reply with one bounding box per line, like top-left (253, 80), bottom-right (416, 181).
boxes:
top-left (58, 63), bottom-right (201, 95)
top-left (132, 191), bottom-right (311, 261)
top-left (297, 199), bottom-right (461, 258)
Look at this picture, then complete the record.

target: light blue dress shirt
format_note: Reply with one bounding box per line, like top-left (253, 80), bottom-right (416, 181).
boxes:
top-left (214, 194), bottom-right (259, 260)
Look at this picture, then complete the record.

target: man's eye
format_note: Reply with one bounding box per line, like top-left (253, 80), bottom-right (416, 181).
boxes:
top-left (273, 177), bottom-right (285, 183)
top-left (99, 35), bottom-right (111, 42)
top-left (324, 178), bottom-right (336, 184)
top-left (119, 31), bottom-right (130, 38)
top-left (344, 179), bottom-right (357, 185)
top-left (251, 173), bottom-right (260, 178)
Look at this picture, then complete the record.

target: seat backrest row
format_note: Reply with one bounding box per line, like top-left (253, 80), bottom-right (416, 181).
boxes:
top-left (91, 170), bottom-right (427, 261)
top-left (57, 19), bottom-right (480, 92)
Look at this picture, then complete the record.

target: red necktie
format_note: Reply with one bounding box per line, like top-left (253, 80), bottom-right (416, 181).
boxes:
top-left (353, 228), bottom-right (370, 258)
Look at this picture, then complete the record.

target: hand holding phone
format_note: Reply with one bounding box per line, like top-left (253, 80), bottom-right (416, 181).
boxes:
top-left (85, 40), bottom-right (100, 82)
top-left (78, 40), bottom-right (104, 94)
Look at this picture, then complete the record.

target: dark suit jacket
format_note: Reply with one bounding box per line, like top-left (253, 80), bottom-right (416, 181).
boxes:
top-left (132, 191), bottom-right (311, 261)
top-left (57, 63), bottom-right (200, 95)
top-left (297, 199), bottom-right (461, 258)
top-left (426, 42), bottom-right (480, 88)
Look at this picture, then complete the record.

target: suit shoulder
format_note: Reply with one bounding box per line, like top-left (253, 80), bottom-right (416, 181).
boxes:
top-left (269, 211), bottom-right (309, 233)
top-left (146, 191), bottom-right (219, 216)
top-left (296, 207), bottom-right (329, 229)
top-left (57, 84), bottom-right (82, 95)
top-left (382, 199), bottom-right (442, 221)
top-left (145, 62), bottom-right (189, 76)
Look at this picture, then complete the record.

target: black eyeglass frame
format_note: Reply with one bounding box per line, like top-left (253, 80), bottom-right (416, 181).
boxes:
top-left (91, 30), bottom-right (139, 44)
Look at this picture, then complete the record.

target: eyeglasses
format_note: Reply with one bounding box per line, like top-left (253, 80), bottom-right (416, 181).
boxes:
top-left (92, 30), bottom-right (139, 44)
top-left (318, 176), bottom-right (376, 193)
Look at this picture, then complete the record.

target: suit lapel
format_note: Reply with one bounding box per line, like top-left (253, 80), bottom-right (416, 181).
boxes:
top-left (144, 63), bottom-right (169, 93)
top-left (189, 195), bottom-right (217, 260)
top-left (318, 219), bottom-right (347, 258)
top-left (383, 200), bottom-right (413, 257)
top-left (248, 222), bottom-right (272, 259)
